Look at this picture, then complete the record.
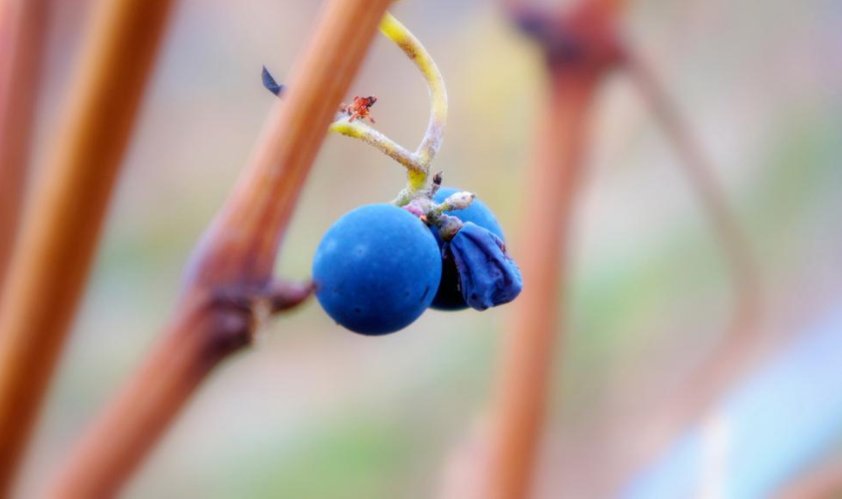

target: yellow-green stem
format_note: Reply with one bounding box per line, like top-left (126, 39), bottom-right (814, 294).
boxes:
top-left (329, 12), bottom-right (447, 194)
top-left (380, 13), bottom-right (447, 170)
top-left (329, 120), bottom-right (423, 173)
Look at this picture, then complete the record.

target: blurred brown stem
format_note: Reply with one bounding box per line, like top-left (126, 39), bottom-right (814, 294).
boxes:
top-left (479, 2), bottom-right (759, 497)
top-left (48, 0), bottom-right (392, 496)
top-left (0, 0), bottom-right (175, 495)
top-left (777, 456), bottom-right (842, 499)
top-left (485, 3), bottom-right (621, 498)
top-left (0, 0), bottom-right (50, 299)
top-left (488, 70), bottom-right (596, 499)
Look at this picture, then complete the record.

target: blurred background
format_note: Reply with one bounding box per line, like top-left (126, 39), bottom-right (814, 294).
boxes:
top-left (16, 0), bottom-right (841, 497)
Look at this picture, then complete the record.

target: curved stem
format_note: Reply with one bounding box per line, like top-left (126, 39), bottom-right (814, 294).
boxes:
top-left (619, 48), bottom-right (763, 477)
top-left (329, 120), bottom-right (424, 174)
top-left (625, 52), bottom-right (759, 314)
top-left (380, 13), bottom-right (447, 171)
top-left (264, 11), bottom-right (445, 198)
top-left (325, 12), bottom-right (447, 194)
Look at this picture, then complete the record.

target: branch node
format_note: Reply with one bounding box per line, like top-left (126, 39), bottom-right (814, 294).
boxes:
top-left (509, 4), bottom-right (624, 72)
top-left (203, 278), bottom-right (312, 356)
top-left (264, 279), bottom-right (316, 314)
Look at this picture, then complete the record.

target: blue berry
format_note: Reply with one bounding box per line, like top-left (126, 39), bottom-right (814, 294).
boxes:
top-left (447, 222), bottom-right (522, 310)
top-left (312, 204), bottom-right (442, 335)
top-left (430, 187), bottom-right (506, 310)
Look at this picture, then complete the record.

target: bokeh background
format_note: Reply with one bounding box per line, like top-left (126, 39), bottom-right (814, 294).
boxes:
top-left (16, 0), bottom-right (841, 497)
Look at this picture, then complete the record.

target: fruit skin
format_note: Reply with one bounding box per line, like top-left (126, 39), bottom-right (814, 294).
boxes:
top-left (312, 204), bottom-right (442, 335)
top-left (448, 222), bottom-right (522, 310)
top-left (430, 187), bottom-right (505, 310)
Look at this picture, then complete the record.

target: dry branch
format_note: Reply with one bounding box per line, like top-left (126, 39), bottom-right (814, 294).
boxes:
top-left (437, 0), bottom-right (760, 496)
top-left (0, 0), bottom-right (175, 494)
top-left (484, 3), bottom-right (623, 498)
top-left (777, 455), bottom-right (842, 499)
top-left (488, 71), bottom-right (598, 499)
top-left (0, 0), bottom-right (50, 296)
top-left (49, 0), bottom-right (392, 496)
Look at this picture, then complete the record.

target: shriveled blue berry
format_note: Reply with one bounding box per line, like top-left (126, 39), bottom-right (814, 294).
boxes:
top-left (447, 222), bottom-right (522, 310)
top-left (312, 204), bottom-right (441, 335)
top-left (430, 187), bottom-right (505, 310)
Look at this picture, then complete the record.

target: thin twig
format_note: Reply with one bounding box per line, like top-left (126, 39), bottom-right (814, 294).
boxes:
top-left (380, 13), bottom-right (447, 170)
top-left (260, 72), bottom-right (424, 175)
top-left (263, 13), bottom-right (447, 194)
top-left (327, 13), bottom-right (447, 194)
top-left (0, 0), bottom-right (175, 494)
top-left (49, 0), bottom-right (392, 496)
top-left (329, 120), bottom-right (424, 173)
top-left (0, 0), bottom-right (50, 297)
top-left (625, 51), bottom-right (760, 333)
top-left (623, 48), bottom-right (762, 453)
top-left (265, 13), bottom-right (446, 193)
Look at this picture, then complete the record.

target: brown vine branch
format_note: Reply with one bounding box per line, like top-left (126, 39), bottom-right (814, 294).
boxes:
top-left (0, 0), bottom-right (50, 298)
top-left (48, 0), bottom-right (392, 496)
top-left (487, 72), bottom-right (596, 499)
top-left (0, 0), bottom-right (175, 495)
top-left (459, 2), bottom-right (758, 497)
top-left (777, 455), bottom-right (842, 499)
top-left (482, 3), bottom-right (623, 498)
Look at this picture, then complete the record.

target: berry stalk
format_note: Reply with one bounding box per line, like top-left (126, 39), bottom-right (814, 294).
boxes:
top-left (329, 12), bottom-right (447, 195)
top-left (379, 13), bottom-right (447, 172)
top-left (266, 13), bottom-right (454, 208)
top-left (329, 119), bottom-right (423, 174)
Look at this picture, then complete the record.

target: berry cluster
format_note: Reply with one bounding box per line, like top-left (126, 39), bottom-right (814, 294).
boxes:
top-left (263, 14), bottom-right (523, 335)
top-left (313, 182), bottom-right (522, 335)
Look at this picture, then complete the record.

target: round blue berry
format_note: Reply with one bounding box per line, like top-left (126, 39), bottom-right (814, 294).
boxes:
top-left (312, 204), bottom-right (442, 335)
top-left (430, 187), bottom-right (505, 310)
